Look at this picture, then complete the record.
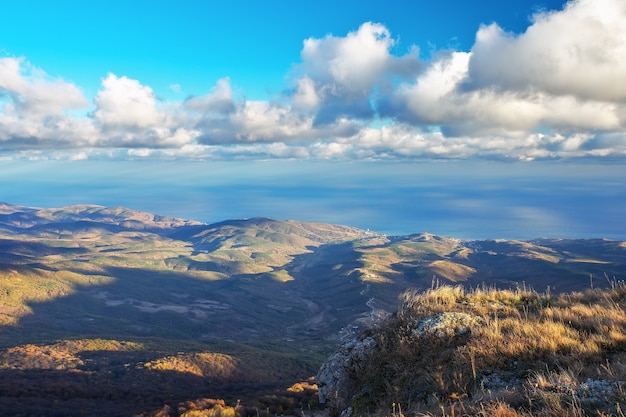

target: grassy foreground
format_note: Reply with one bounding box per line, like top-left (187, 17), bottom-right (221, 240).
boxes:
top-left (339, 284), bottom-right (626, 417)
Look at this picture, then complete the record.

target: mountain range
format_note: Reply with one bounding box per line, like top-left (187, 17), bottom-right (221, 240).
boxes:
top-left (0, 202), bottom-right (625, 415)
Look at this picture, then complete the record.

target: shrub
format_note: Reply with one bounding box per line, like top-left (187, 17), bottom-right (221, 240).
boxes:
top-left (319, 284), bottom-right (626, 416)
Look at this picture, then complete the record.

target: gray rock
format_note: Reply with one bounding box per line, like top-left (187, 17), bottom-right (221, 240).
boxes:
top-left (577, 378), bottom-right (626, 401)
top-left (316, 336), bottom-right (376, 417)
top-left (317, 312), bottom-right (484, 416)
top-left (413, 312), bottom-right (483, 338)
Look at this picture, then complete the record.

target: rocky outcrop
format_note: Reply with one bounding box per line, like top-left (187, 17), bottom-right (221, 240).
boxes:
top-left (316, 312), bottom-right (483, 416)
top-left (316, 336), bottom-right (376, 417)
top-left (413, 312), bottom-right (483, 338)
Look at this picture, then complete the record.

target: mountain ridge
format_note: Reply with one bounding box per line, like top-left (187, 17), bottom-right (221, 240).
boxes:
top-left (0, 202), bottom-right (626, 415)
top-left (0, 202), bottom-right (204, 232)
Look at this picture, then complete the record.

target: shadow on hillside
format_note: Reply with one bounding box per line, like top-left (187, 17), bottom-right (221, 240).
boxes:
top-left (4, 236), bottom-right (623, 348)
top-left (283, 242), bottom-right (379, 329)
top-left (0, 366), bottom-right (204, 416)
top-left (0, 361), bottom-right (293, 417)
top-left (461, 250), bottom-right (604, 293)
top-left (3, 232), bottom-right (626, 415)
top-left (0, 232), bottom-right (338, 415)
top-left (0, 238), bottom-right (89, 265)
top-left (0, 237), bottom-right (376, 348)
top-left (3, 265), bottom-right (242, 344)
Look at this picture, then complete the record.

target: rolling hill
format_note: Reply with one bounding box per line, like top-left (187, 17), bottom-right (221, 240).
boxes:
top-left (0, 202), bottom-right (625, 415)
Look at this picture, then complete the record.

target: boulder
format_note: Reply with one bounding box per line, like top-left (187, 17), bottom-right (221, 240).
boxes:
top-left (317, 312), bottom-right (484, 416)
top-left (413, 312), bottom-right (483, 338)
top-left (316, 336), bottom-right (376, 417)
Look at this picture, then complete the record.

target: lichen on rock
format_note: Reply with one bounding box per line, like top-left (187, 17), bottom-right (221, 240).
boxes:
top-left (413, 312), bottom-right (483, 338)
top-left (316, 311), bottom-right (485, 416)
top-left (316, 336), bottom-right (376, 416)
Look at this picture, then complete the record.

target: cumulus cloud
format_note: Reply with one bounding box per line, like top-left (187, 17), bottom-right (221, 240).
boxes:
top-left (94, 74), bottom-right (164, 129)
top-left (184, 77), bottom-right (235, 114)
top-left (193, 99), bottom-right (361, 144)
top-left (91, 74), bottom-right (199, 148)
top-left (301, 22), bottom-right (400, 96)
top-left (195, 100), bottom-right (310, 143)
top-left (2, 0), bottom-right (626, 161)
top-left (0, 57), bottom-right (88, 118)
top-left (294, 22), bottom-right (420, 124)
top-left (387, 50), bottom-right (623, 137)
top-left (0, 57), bottom-right (94, 149)
top-left (387, 0), bottom-right (626, 148)
top-left (465, 0), bottom-right (626, 101)
top-left (292, 76), bottom-right (321, 111)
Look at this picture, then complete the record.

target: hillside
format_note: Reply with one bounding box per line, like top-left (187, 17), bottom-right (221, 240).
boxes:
top-left (318, 284), bottom-right (626, 416)
top-left (0, 202), bottom-right (625, 415)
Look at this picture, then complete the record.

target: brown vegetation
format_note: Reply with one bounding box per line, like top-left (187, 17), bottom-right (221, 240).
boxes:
top-left (1, 203), bottom-right (626, 416)
top-left (334, 284), bottom-right (626, 416)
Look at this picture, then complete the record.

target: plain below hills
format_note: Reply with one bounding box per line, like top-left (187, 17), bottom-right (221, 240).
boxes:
top-left (0, 202), bottom-right (625, 415)
top-left (0, 202), bottom-right (625, 344)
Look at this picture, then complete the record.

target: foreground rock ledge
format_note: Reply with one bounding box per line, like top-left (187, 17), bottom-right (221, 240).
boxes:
top-left (316, 312), bottom-right (483, 417)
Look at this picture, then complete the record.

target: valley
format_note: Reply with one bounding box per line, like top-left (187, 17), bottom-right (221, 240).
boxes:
top-left (0, 202), bottom-right (625, 415)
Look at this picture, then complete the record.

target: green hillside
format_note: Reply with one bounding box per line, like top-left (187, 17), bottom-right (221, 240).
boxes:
top-left (0, 202), bottom-right (625, 415)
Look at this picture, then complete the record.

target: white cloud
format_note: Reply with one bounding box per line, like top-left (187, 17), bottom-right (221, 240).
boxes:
top-left (127, 148), bottom-right (153, 157)
top-left (70, 152), bottom-right (89, 161)
top-left (91, 74), bottom-right (199, 148)
top-left (0, 57), bottom-right (96, 148)
top-left (391, 53), bottom-right (623, 137)
top-left (184, 77), bottom-right (235, 114)
top-left (94, 74), bottom-right (164, 129)
top-left (294, 22), bottom-right (420, 122)
top-left (387, 0), bottom-right (626, 146)
top-left (0, 57), bottom-right (88, 118)
top-left (2, 0), bottom-right (626, 161)
top-left (193, 94), bottom-right (362, 144)
top-left (195, 100), bottom-right (310, 143)
top-left (301, 22), bottom-right (396, 96)
top-left (466, 0), bottom-right (626, 101)
top-left (292, 76), bottom-right (321, 111)
top-left (97, 125), bottom-right (198, 149)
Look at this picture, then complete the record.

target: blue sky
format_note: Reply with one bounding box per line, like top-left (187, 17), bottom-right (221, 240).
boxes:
top-left (2, 0), bottom-right (566, 100)
top-left (1, 0), bottom-right (626, 239)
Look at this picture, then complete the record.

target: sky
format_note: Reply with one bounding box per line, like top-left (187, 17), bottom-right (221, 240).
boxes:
top-left (1, 0), bottom-right (626, 239)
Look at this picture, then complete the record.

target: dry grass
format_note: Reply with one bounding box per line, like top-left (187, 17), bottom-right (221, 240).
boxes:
top-left (178, 399), bottom-right (238, 417)
top-left (144, 352), bottom-right (241, 379)
top-left (342, 284), bottom-right (626, 417)
top-left (426, 261), bottom-right (476, 282)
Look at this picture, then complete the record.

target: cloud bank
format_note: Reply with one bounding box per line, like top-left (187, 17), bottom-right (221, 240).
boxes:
top-left (1, 0), bottom-right (626, 161)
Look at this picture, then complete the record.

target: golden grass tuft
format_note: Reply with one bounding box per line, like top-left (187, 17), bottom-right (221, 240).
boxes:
top-left (340, 284), bottom-right (626, 417)
top-left (179, 399), bottom-right (238, 417)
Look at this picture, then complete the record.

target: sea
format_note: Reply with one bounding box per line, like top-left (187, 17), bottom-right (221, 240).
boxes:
top-left (3, 159), bottom-right (625, 241)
